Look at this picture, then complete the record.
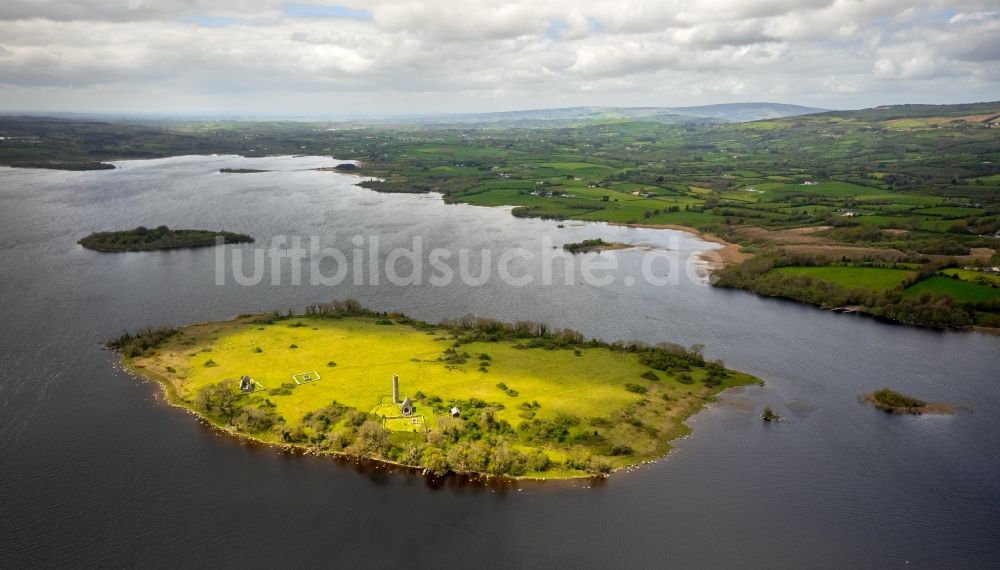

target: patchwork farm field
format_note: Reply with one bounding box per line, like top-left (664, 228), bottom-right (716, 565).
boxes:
top-left (770, 266), bottom-right (915, 291)
top-left (903, 276), bottom-right (1000, 303)
top-left (940, 268), bottom-right (1000, 287)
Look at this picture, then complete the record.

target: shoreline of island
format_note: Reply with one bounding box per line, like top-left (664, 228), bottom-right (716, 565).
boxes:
top-left (79, 226), bottom-right (254, 252)
top-left (860, 388), bottom-right (960, 415)
top-left (114, 304), bottom-right (761, 481)
top-left (130, 360), bottom-right (746, 483)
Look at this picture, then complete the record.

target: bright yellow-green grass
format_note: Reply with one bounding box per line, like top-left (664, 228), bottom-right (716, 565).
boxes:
top-left (384, 415), bottom-right (427, 432)
top-left (940, 268), bottom-right (1000, 287)
top-left (144, 317), bottom-right (693, 429)
top-left (158, 318), bottom-right (451, 425)
top-left (771, 266), bottom-right (914, 291)
top-left (129, 315), bottom-right (758, 478)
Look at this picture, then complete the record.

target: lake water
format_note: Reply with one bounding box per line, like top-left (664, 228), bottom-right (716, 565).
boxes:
top-left (1, 155), bottom-right (998, 568)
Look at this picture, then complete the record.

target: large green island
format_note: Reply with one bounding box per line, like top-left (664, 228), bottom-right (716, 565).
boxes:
top-left (79, 225), bottom-right (254, 252)
top-left (114, 302), bottom-right (759, 479)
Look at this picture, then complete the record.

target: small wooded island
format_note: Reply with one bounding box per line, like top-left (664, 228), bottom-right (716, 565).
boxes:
top-left (79, 225), bottom-right (253, 252)
top-left (112, 301), bottom-right (759, 479)
top-left (863, 388), bottom-right (956, 415)
top-left (562, 238), bottom-right (631, 253)
top-left (9, 160), bottom-right (115, 171)
top-left (219, 168), bottom-right (268, 173)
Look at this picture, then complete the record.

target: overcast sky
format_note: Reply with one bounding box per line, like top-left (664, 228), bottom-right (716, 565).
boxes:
top-left (0, 1), bottom-right (997, 116)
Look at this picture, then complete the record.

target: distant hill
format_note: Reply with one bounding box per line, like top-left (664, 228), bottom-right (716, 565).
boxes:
top-left (406, 106), bottom-right (716, 126)
top-left (0, 103), bottom-right (828, 126)
top-left (813, 101), bottom-right (1000, 122)
top-left (402, 103), bottom-right (827, 125)
top-left (664, 103), bottom-right (827, 122)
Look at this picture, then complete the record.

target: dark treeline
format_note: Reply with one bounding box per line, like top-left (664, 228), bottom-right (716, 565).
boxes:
top-left (563, 238), bottom-right (607, 252)
top-left (106, 326), bottom-right (177, 357)
top-left (192, 375), bottom-right (586, 477)
top-left (7, 160), bottom-right (114, 170)
top-left (219, 168), bottom-right (267, 173)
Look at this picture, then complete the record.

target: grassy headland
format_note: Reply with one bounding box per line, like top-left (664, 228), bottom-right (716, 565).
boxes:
top-left (79, 225), bottom-right (253, 252)
top-left (114, 301), bottom-right (759, 479)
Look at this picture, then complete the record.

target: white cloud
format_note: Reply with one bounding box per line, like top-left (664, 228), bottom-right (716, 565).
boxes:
top-left (0, 1), bottom-right (996, 114)
top-left (874, 48), bottom-right (952, 80)
top-left (949, 11), bottom-right (998, 23)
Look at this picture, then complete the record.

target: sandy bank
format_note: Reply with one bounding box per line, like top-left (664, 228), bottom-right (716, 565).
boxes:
top-left (614, 223), bottom-right (749, 269)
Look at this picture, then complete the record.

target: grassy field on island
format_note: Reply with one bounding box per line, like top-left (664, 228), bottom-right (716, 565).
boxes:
top-left (122, 310), bottom-right (758, 479)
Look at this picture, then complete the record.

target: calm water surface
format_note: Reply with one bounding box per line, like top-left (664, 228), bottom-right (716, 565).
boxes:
top-left (1, 156), bottom-right (998, 568)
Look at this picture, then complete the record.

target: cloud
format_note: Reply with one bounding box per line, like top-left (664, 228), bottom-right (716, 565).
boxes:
top-left (0, 1), bottom-right (282, 22)
top-left (285, 3), bottom-right (373, 20)
top-left (948, 11), bottom-right (998, 23)
top-left (0, 1), bottom-right (996, 114)
top-left (941, 15), bottom-right (1000, 62)
top-left (873, 49), bottom-right (952, 80)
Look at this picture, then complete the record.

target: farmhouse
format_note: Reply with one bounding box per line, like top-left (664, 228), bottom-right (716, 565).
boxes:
top-left (239, 375), bottom-right (254, 392)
